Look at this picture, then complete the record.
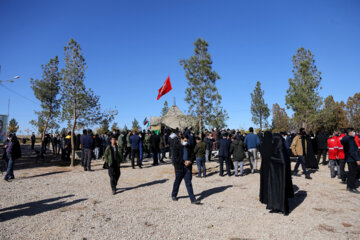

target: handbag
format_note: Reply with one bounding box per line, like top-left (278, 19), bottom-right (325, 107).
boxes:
top-left (103, 162), bottom-right (109, 169)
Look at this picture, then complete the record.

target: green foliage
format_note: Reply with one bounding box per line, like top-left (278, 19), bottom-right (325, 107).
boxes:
top-left (123, 124), bottom-right (128, 132)
top-left (99, 119), bottom-right (110, 134)
top-left (272, 103), bottom-right (289, 133)
top-left (346, 92), bottom-right (360, 129)
top-left (161, 100), bottom-right (169, 116)
top-left (180, 38), bottom-right (227, 133)
top-left (60, 38), bottom-right (116, 166)
top-left (207, 104), bottom-right (228, 130)
top-left (285, 48), bottom-right (322, 131)
top-left (313, 95), bottom-right (348, 133)
top-left (111, 122), bottom-right (119, 131)
top-left (30, 56), bottom-right (61, 139)
top-left (132, 118), bottom-right (140, 130)
top-left (250, 81), bottom-right (270, 130)
top-left (8, 118), bottom-right (19, 133)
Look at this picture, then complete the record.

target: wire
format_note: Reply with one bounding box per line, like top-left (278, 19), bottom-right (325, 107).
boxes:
top-left (0, 84), bottom-right (38, 105)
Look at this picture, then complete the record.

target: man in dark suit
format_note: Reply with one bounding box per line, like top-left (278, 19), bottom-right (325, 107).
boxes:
top-left (341, 128), bottom-right (360, 194)
top-left (150, 131), bottom-right (161, 166)
top-left (171, 135), bottom-right (200, 204)
top-left (217, 133), bottom-right (231, 177)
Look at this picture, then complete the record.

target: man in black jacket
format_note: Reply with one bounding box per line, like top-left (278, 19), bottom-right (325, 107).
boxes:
top-left (150, 131), bottom-right (160, 166)
top-left (171, 136), bottom-right (200, 204)
top-left (3, 133), bottom-right (21, 181)
top-left (315, 131), bottom-right (328, 165)
top-left (341, 128), bottom-right (360, 194)
top-left (217, 133), bottom-right (231, 177)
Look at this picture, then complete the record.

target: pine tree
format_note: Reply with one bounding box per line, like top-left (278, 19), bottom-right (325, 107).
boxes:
top-left (61, 39), bottom-right (108, 167)
top-left (30, 56), bottom-right (61, 142)
top-left (272, 103), bottom-right (289, 133)
top-left (8, 118), bottom-right (19, 133)
top-left (346, 93), bottom-right (360, 129)
top-left (132, 118), bottom-right (140, 130)
top-left (180, 38), bottom-right (227, 133)
top-left (285, 48), bottom-right (322, 131)
top-left (161, 100), bottom-right (169, 116)
top-left (250, 81), bottom-right (270, 130)
top-left (111, 122), bottom-right (119, 131)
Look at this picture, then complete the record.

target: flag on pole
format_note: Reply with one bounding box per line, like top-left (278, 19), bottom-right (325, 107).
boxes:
top-left (143, 117), bottom-right (148, 126)
top-left (157, 76), bottom-right (172, 100)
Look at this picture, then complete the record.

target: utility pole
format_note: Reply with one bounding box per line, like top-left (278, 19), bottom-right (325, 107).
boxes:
top-left (8, 98), bottom-right (10, 117)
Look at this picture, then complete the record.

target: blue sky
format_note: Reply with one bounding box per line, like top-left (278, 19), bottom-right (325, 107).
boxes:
top-left (0, 0), bottom-right (359, 133)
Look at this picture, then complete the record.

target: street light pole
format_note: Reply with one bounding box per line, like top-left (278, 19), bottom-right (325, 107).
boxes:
top-left (0, 75), bottom-right (20, 84)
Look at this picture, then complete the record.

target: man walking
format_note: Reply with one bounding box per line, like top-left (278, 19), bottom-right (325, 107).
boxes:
top-left (104, 135), bottom-right (121, 195)
top-left (244, 127), bottom-right (260, 174)
top-left (291, 128), bottom-right (312, 179)
top-left (4, 133), bottom-right (21, 181)
top-left (341, 128), bottom-right (360, 194)
top-left (171, 136), bottom-right (200, 204)
top-left (150, 131), bottom-right (160, 166)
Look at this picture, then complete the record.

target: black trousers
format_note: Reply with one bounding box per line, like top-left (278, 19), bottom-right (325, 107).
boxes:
top-left (108, 166), bottom-right (120, 191)
top-left (171, 166), bottom-right (196, 202)
top-left (219, 156), bottom-right (231, 176)
top-left (339, 159), bottom-right (347, 182)
top-left (347, 161), bottom-right (358, 189)
top-left (317, 149), bottom-right (327, 165)
top-left (131, 148), bottom-right (140, 168)
top-left (124, 147), bottom-right (132, 160)
top-left (31, 141), bottom-right (35, 150)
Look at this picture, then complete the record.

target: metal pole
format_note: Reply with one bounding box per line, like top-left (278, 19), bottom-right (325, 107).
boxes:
top-left (8, 98), bottom-right (10, 117)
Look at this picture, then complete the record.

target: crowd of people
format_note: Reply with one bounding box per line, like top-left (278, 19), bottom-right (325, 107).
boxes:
top-left (2, 125), bottom-right (360, 212)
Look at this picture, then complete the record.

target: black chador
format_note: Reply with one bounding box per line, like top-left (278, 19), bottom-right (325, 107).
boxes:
top-left (265, 134), bottom-right (294, 215)
top-left (305, 135), bottom-right (318, 169)
top-left (259, 131), bottom-right (273, 204)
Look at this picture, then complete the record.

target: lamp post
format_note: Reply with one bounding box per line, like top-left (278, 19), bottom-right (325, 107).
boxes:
top-left (0, 75), bottom-right (20, 84)
top-left (0, 75), bottom-right (20, 117)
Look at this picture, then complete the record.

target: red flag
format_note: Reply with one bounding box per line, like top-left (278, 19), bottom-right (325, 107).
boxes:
top-left (157, 76), bottom-right (172, 100)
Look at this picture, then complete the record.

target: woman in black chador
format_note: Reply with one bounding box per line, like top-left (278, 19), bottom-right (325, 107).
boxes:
top-left (266, 134), bottom-right (294, 215)
top-left (259, 131), bottom-right (273, 204)
top-left (305, 134), bottom-right (318, 169)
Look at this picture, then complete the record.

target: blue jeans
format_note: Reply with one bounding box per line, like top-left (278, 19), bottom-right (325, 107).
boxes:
top-left (294, 155), bottom-right (308, 175)
top-left (5, 154), bottom-right (14, 180)
top-left (171, 166), bottom-right (196, 202)
top-left (219, 156), bottom-right (231, 176)
top-left (196, 157), bottom-right (206, 177)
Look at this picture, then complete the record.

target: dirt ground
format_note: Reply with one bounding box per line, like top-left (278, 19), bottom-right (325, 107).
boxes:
top-left (0, 144), bottom-right (359, 240)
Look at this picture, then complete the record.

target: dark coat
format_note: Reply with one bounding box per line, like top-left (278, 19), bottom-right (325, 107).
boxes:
top-left (217, 138), bottom-right (231, 157)
top-left (130, 135), bottom-right (140, 149)
top-left (229, 139), bottom-right (245, 161)
top-left (150, 134), bottom-right (161, 153)
top-left (265, 134), bottom-right (294, 215)
top-left (173, 142), bottom-right (192, 173)
top-left (315, 132), bottom-right (328, 150)
top-left (194, 141), bottom-right (206, 158)
top-left (341, 135), bottom-right (360, 163)
top-left (259, 131), bottom-right (273, 204)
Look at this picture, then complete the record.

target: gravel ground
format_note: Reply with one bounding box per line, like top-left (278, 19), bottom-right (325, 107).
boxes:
top-left (1, 150), bottom-right (360, 240)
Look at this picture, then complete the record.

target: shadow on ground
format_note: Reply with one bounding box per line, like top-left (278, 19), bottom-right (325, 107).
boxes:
top-left (0, 194), bottom-right (87, 222)
top-left (178, 185), bottom-right (233, 201)
top-left (117, 179), bottom-right (169, 193)
top-left (289, 190), bottom-right (307, 213)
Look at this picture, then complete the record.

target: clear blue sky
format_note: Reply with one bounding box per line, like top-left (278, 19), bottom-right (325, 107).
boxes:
top-left (1, 0), bottom-right (359, 133)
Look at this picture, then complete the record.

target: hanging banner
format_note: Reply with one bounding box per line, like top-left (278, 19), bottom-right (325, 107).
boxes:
top-left (0, 115), bottom-right (8, 143)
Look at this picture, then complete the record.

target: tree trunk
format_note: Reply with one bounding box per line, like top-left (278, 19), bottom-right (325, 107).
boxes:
top-left (260, 113), bottom-right (262, 131)
top-left (70, 101), bottom-right (77, 167)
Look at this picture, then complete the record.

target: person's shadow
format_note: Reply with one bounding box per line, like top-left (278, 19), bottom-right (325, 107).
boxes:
top-left (288, 190), bottom-right (307, 213)
top-left (0, 195), bottom-right (87, 222)
top-left (178, 185), bottom-right (233, 201)
top-left (117, 179), bottom-right (169, 193)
